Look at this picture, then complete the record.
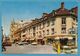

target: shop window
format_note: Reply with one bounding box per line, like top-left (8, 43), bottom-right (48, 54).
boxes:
top-left (60, 38), bottom-right (68, 45)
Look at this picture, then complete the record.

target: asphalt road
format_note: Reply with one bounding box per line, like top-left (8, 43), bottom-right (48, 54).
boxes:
top-left (2, 44), bottom-right (57, 54)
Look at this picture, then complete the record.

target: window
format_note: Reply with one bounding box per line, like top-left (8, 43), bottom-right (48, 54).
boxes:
top-left (37, 32), bottom-right (38, 36)
top-left (23, 30), bottom-right (25, 33)
top-left (52, 19), bottom-right (55, 25)
top-left (39, 24), bottom-right (41, 29)
top-left (29, 29), bottom-right (30, 34)
top-left (47, 30), bottom-right (49, 35)
top-left (33, 33), bottom-right (35, 37)
top-left (43, 30), bottom-right (45, 36)
top-left (61, 27), bottom-right (66, 33)
top-left (22, 35), bottom-right (25, 37)
top-left (62, 17), bottom-right (66, 24)
top-left (47, 21), bottom-right (50, 27)
top-left (37, 25), bottom-right (38, 30)
top-left (39, 31), bottom-right (41, 35)
top-left (69, 27), bottom-right (76, 34)
top-left (52, 28), bottom-right (54, 34)
top-left (43, 22), bottom-right (45, 28)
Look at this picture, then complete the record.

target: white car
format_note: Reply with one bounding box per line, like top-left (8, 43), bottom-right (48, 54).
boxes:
top-left (62, 46), bottom-right (71, 54)
top-left (31, 42), bottom-right (37, 45)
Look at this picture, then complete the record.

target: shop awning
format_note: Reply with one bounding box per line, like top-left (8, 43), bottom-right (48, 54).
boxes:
top-left (68, 37), bottom-right (73, 40)
top-left (45, 34), bottom-right (77, 38)
top-left (54, 37), bottom-right (73, 40)
top-left (30, 38), bottom-right (35, 40)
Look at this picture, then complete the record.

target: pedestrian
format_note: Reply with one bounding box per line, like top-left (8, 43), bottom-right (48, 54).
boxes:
top-left (2, 43), bottom-right (6, 51)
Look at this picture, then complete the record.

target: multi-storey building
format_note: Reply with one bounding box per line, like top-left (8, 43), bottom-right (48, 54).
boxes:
top-left (12, 2), bottom-right (77, 46)
top-left (10, 19), bottom-right (20, 43)
top-left (10, 19), bottom-right (32, 42)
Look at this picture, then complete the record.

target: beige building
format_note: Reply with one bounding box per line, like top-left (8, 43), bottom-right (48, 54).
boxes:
top-left (10, 2), bottom-right (77, 46)
top-left (10, 19), bottom-right (32, 42)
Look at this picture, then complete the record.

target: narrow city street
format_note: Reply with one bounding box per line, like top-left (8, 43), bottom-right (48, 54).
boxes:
top-left (2, 44), bottom-right (57, 54)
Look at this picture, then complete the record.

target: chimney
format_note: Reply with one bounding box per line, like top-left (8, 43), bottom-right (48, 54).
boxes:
top-left (61, 2), bottom-right (64, 9)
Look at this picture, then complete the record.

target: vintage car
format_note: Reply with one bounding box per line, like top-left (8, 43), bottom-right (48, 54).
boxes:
top-left (31, 42), bottom-right (37, 45)
top-left (2, 42), bottom-right (12, 46)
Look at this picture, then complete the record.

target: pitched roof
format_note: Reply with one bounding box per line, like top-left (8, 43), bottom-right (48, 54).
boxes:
top-left (55, 8), bottom-right (70, 15)
top-left (71, 7), bottom-right (78, 16)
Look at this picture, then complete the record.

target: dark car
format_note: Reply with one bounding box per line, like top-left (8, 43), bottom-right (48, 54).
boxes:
top-left (18, 42), bottom-right (24, 45)
top-left (2, 44), bottom-right (6, 51)
top-left (23, 42), bottom-right (29, 45)
top-left (3, 42), bottom-right (12, 46)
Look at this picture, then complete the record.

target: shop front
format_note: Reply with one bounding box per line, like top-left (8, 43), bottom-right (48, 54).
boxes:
top-left (54, 34), bottom-right (77, 54)
top-left (45, 34), bottom-right (77, 53)
top-left (37, 38), bottom-right (45, 45)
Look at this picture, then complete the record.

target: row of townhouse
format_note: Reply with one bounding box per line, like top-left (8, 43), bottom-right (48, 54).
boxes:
top-left (11, 2), bottom-right (77, 46)
top-left (20, 2), bottom-right (78, 45)
top-left (10, 19), bottom-right (31, 43)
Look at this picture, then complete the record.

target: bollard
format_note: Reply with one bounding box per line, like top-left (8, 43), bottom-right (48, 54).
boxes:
top-left (57, 42), bottom-right (61, 54)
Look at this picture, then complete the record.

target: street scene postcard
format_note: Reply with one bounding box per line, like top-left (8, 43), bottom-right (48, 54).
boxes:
top-left (1, 1), bottom-right (78, 54)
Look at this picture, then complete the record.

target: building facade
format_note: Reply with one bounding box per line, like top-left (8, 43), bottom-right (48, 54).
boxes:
top-left (10, 2), bottom-right (77, 46)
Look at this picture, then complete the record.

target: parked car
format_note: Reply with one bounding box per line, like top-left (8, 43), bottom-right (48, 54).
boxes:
top-left (2, 45), bottom-right (6, 51)
top-left (18, 42), bottom-right (24, 45)
top-left (2, 42), bottom-right (12, 46)
top-left (62, 46), bottom-right (71, 54)
top-left (23, 42), bottom-right (29, 45)
top-left (31, 42), bottom-right (37, 45)
top-left (70, 46), bottom-right (77, 53)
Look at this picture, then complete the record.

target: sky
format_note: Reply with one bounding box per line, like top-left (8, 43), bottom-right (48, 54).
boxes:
top-left (1, 1), bottom-right (77, 36)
